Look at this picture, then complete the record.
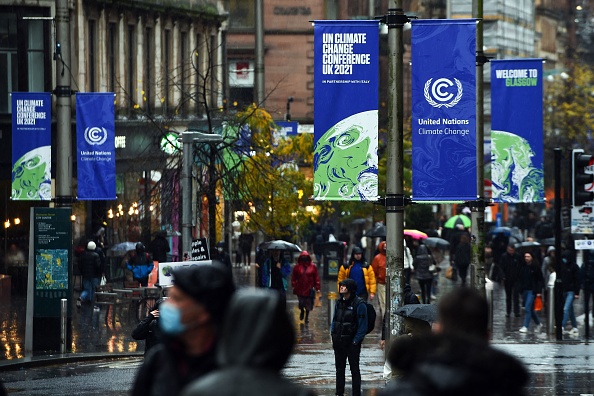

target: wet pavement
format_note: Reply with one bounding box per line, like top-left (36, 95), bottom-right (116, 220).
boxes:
top-left (2, 258), bottom-right (594, 395)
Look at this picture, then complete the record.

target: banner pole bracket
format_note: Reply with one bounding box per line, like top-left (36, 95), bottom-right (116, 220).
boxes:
top-left (375, 194), bottom-right (412, 213)
top-left (463, 197), bottom-right (493, 210)
top-left (376, 9), bottom-right (416, 29)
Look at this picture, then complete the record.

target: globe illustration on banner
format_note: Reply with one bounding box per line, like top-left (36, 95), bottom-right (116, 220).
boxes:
top-left (491, 130), bottom-right (543, 203)
top-left (12, 145), bottom-right (52, 200)
top-left (313, 110), bottom-right (378, 201)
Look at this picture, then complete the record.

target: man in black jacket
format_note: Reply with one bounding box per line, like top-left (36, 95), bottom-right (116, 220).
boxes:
top-left (131, 263), bottom-right (235, 396)
top-left (500, 244), bottom-right (522, 317)
top-left (330, 278), bottom-right (368, 396)
top-left (77, 241), bottom-right (103, 307)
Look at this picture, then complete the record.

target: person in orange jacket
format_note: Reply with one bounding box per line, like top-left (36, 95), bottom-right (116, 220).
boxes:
top-left (371, 241), bottom-right (387, 317)
top-left (337, 246), bottom-right (376, 301)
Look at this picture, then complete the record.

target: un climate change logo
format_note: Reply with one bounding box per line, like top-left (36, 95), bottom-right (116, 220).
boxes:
top-left (424, 78), bottom-right (463, 108)
top-left (84, 127), bottom-right (108, 146)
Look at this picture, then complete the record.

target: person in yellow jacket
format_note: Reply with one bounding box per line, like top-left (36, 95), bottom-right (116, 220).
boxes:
top-left (337, 246), bottom-right (376, 301)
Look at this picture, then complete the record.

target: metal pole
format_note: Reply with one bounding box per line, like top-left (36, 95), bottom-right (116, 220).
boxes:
top-left (60, 298), bottom-right (67, 353)
top-left (255, 0), bottom-right (265, 105)
top-left (547, 284), bottom-right (555, 335)
top-left (180, 132), bottom-right (223, 255)
top-left (181, 134), bottom-right (193, 257)
top-left (554, 148), bottom-right (563, 340)
top-left (385, 3), bottom-right (406, 354)
top-left (55, 0), bottom-right (73, 206)
top-left (471, 0), bottom-right (486, 296)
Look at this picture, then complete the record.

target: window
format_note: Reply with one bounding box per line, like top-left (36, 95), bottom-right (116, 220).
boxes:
top-left (180, 31), bottom-right (188, 115)
top-left (108, 23), bottom-right (117, 93)
top-left (0, 13), bottom-right (17, 113)
top-left (127, 25), bottom-right (135, 109)
top-left (145, 27), bottom-right (153, 113)
top-left (228, 59), bottom-right (254, 109)
top-left (195, 33), bottom-right (203, 115)
top-left (226, 0), bottom-right (255, 29)
top-left (88, 20), bottom-right (96, 91)
top-left (0, 9), bottom-right (49, 114)
top-left (164, 29), bottom-right (171, 114)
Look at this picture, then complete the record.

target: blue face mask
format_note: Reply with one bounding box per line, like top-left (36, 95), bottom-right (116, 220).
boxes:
top-left (159, 302), bottom-right (186, 336)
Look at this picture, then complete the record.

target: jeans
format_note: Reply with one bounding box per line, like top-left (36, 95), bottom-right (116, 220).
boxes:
top-left (81, 277), bottom-right (99, 303)
top-left (562, 291), bottom-right (577, 328)
top-left (522, 290), bottom-right (541, 328)
top-left (334, 342), bottom-right (361, 396)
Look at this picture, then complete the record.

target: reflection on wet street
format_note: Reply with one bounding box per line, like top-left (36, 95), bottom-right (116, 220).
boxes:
top-left (1, 258), bottom-right (591, 361)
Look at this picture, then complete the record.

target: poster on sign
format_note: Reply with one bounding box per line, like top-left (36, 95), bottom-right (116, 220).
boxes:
top-left (158, 260), bottom-right (212, 286)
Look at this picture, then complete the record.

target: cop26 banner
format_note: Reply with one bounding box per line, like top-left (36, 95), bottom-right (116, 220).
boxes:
top-left (491, 59), bottom-right (544, 203)
top-left (11, 92), bottom-right (52, 201)
top-left (313, 20), bottom-right (379, 201)
top-left (411, 20), bottom-right (476, 201)
top-left (76, 93), bottom-right (116, 200)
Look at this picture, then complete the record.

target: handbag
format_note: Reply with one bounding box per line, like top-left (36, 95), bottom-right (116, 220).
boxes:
top-left (445, 266), bottom-right (458, 281)
top-left (534, 294), bottom-right (543, 312)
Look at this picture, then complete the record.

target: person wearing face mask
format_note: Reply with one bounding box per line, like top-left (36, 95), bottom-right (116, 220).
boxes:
top-left (131, 263), bottom-right (236, 396)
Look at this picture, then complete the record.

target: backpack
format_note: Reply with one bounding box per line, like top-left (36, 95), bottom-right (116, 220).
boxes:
top-left (354, 297), bottom-right (376, 334)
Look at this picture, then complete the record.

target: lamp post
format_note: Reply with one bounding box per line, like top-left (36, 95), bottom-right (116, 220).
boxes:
top-left (180, 131), bottom-right (223, 256)
top-left (285, 96), bottom-right (294, 121)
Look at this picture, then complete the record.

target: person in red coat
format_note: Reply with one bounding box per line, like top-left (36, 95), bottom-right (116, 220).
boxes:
top-left (291, 251), bottom-right (321, 323)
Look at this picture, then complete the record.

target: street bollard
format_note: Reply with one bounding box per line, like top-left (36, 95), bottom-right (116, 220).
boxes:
top-left (485, 278), bottom-right (493, 340)
top-left (328, 291), bottom-right (338, 326)
top-left (60, 298), bottom-right (67, 354)
top-left (547, 285), bottom-right (555, 335)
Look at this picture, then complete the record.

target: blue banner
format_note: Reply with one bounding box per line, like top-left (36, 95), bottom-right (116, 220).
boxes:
top-left (76, 93), bottom-right (116, 200)
top-left (11, 92), bottom-right (52, 201)
top-left (411, 20), bottom-right (477, 201)
top-left (313, 20), bottom-right (379, 201)
top-left (491, 59), bottom-right (544, 203)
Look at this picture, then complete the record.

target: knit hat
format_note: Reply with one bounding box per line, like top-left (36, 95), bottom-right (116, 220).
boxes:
top-left (547, 246), bottom-right (555, 254)
top-left (172, 263), bottom-right (236, 323)
top-left (87, 241), bottom-right (96, 251)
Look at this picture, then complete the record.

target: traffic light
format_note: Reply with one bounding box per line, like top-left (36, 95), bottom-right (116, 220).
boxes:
top-left (572, 149), bottom-right (594, 206)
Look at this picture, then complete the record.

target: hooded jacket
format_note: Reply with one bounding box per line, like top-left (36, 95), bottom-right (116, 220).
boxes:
top-left (337, 252), bottom-right (377, 296)
top-left (181, 289), bottom-right (314, 396)
top-left (413, 245), bottom-right (435, 281)
top-left (371, 241), bottom-right (387, 284)
top-left (380, 333), bottom-right (529, 396)
top-left (291, 251), bottom-right (321, 297)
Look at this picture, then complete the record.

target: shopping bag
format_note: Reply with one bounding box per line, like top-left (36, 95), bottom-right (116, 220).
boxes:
top-left (534, 294), bottom-right (543, 312)
top-left (315, 290), bottom-right (322, 307)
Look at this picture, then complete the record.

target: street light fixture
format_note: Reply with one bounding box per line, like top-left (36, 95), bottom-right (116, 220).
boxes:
top-left (179, 130), bottom-right (223, 256)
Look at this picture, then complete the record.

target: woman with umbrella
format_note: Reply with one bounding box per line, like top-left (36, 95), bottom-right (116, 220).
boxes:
top-left (259, 248), bottom-right (292, 309)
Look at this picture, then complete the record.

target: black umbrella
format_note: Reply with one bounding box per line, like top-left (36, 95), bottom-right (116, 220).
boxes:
top-left (424, 237), bottom-right (450, 250)
top-left (395, 304), bottom-right (437, 323)
top-left (259, 240), bottom-right (302, 252)
top-left (538, 237), bottom-right (555, 246)
top-left (364, 224), bottom-right (386, 238)
top-left (514, 241), bottom-right (541, 254)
